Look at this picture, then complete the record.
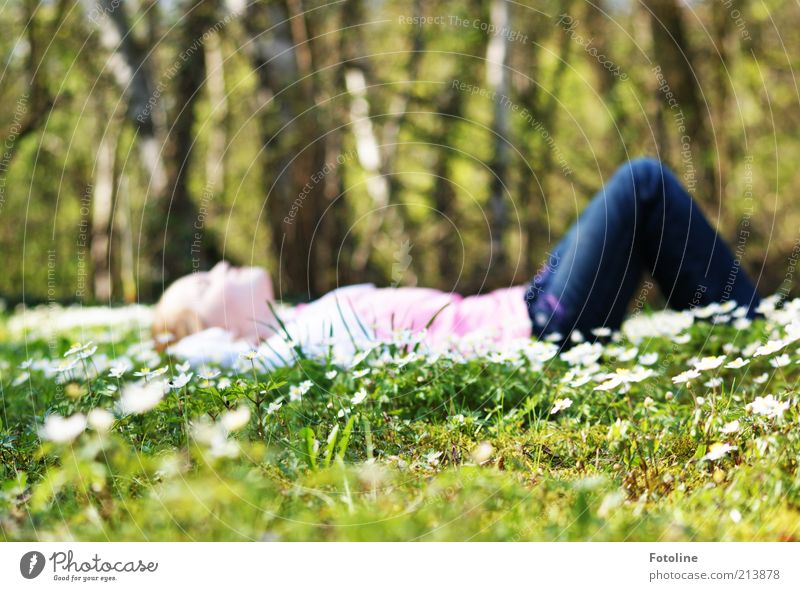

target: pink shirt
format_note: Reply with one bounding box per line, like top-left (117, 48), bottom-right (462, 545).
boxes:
top-left (291, 284), bottom-right (531, 347)
top-left (169, 284), bottom-right (534, 368)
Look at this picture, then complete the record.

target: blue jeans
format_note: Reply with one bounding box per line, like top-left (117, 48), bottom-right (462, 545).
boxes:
top-left (524, 158), bottom-right (760, 341)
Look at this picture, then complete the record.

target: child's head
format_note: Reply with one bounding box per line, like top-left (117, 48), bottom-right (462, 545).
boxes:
top-left (152, 261), bottom-right (276, 346)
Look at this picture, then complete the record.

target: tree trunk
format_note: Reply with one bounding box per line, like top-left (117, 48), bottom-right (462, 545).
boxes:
top-left (432, 88), bottom-right (465, 287)
top-left (91, 119), bottom-right (119, 301)
top-left (518, 0), bottom-right (573, 277)
top-left (0, 0), bottom-right (68, 167)
top-left (644, 0), bottom-right (714, 199)
top-left (485, 0), bottom-right (511, 286)
top-left (116, 174), bottom-right (137, 303)
top-left (159, 0), bottom-right (222, 285)
top-left (85, 0), bottom-right (168, 199)
top-left (203, 23), bottom-right (227, 200)
top-left (239, 0), bottom-right (328, 296)
top-left (583, 0), bottom-right (629, 165)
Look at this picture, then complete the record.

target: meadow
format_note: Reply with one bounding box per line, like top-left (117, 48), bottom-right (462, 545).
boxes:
top-left (1, 298), bottom-right (799, 542)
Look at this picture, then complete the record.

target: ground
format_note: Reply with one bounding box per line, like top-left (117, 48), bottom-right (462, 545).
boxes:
top-left (1, 299), bottom-right (799, 541)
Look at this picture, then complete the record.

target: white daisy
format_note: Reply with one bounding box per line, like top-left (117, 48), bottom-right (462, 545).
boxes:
top-left (39, 413), bottom-right (87, 443)
top-left (672, 368), bottom-right (701, 384)
top-left (724, 357), bottom-right (749, 369)
top-left (119, 381), bottom-right (167, 414)
top-left (550, 398), bottom-right (573, 414)
top-left (746, 395), bottom-right (790, 419)
top-left (639, 352), bottom-right (659, 366)
top-left (221, 406), bottom-right (251, 432)
top-left (769, 354), bottom-right (791, 368)
top-left (701, 442), bottom-right (737, 461)
top-left (64, 341), bottom-right (95, 357)
top-left (167, 372), bottom-right (193, 390)
top-left (87, 408), bottom-right (115, 432)
top-left (753, 372), bottom-right (769, 384)
top-left (132, 366), bottom-right (168, 380)
top-left (693, 355), bottom-right (726, 371)
top-left (198, 367), bottom-right (221, 381)
top-left (753, 340), bottom-right (787, 357)
top-left (351, 388), bottom-right (368, 405)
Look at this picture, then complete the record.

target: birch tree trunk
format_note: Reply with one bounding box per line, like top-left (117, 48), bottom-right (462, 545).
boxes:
top-left (341, 0), bottom-right (414, 277)
top-left (84, 0), bottom-right (168, 199)
top-left (91, 120), bottom-right (119, 301)
top-left (485, 0), bottom-right (511, 284)
top-left (116, 174), bottom-right (137, 303)
top-left (203, 27), bottom-right (227, 200)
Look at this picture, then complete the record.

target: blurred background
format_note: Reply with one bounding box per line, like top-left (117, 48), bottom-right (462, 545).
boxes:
top-left (0, 0), bottom-right (797, 305)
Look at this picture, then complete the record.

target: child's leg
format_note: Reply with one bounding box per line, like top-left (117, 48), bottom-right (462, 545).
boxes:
top-left (636, 159), bottom-right (760, 312)
top-left (524, 158), bottom-right (760, 340)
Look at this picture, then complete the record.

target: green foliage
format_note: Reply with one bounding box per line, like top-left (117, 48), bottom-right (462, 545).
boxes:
top-left (1, 0), bottom-right (798, 301)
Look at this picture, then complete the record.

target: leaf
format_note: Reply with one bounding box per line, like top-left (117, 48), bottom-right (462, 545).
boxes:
top-left (692, 443), bottom-right (707, 461)
top-left (336, 415), bottom-right (357, 463)
top-left (322, 425), bottom-right (339, 469)
top-left (298, 427), bottom-right (318, 469)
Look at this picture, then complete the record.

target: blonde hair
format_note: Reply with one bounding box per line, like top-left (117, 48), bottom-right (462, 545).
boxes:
top-left (152, 303), bottom-right (205, 350)
top-left (151, 264), bottom-right (276, 348)
top-left (151, 275), bottom-right (207, 349)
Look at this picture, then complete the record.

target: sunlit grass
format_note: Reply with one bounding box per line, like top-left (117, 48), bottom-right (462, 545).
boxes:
top-left (1, 299), bottom-right (799, 541)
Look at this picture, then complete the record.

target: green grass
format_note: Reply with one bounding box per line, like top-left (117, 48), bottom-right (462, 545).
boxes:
top-left (1, 304), bottom-right (799, 541)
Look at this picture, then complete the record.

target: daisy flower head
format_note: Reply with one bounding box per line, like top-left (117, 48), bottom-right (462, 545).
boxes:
top-left (753, 372), bottom-right (769, 384)
top-left (198, 367), bottom-right (221, 381)
top-left (746, 395), bottom-right (790, 419)
top-left (108, 359), bottom-right (133, 378)
top-left (289, 379), bottom-right (313, 402)
top-left (39, 413), bottom-right (87, 444)
top-left (639, 352), bottom-right (659, 366)
top-left (221, 406), bottom-right (251, 432)
top-left (693, 355), bottom-right (726, 372)
top-left (594, 367), bottom-right (653, 391)
top-left (240, 350), bottom-right (261, 362)
top-left (55, 359), bottom-right (79, 374)
top-left (167, 372), bottom-right (193, 390)
top-left (672, 368), bottom-right (701, 385)
top-left (351, 388), bottom-right (368, 405)
top-left (133, 366), bottom-right (168, 380)
top-left (64, 341), bottom-right (95, 358)
top-left (724, 357), bottom-right (749, 369)
top-left (701, 442), bottom-right (737, 462)
top-left (753, 339), bottom-right (787, 358)
top-left (551, 398), bottom-right (573, 415)
top-left (87, 408), bottom-right (115, 432)
top-left (119, 381), bottom-right (167, 415)
top-left (769, 354), bottom-right (791, 368)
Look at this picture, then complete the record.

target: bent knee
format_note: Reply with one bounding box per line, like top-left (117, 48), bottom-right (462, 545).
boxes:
top-left (614, 157), bottom-right (672, 204)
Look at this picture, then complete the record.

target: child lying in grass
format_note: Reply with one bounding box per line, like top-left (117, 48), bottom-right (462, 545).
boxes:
top-left (153, 158), bottom-right (760, 366)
